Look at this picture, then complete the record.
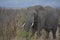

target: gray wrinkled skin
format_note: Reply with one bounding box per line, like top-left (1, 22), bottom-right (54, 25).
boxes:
top-left (24, 5), bottom-right (58, 40)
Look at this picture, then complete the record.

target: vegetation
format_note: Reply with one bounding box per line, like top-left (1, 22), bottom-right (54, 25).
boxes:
top-left (0, 7), bottom-right (60, 40)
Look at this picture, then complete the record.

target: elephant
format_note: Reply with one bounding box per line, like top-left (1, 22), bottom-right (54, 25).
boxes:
top-left (24, 5), bottom-right (58, 40)
top-left (32, 6), bottom-right (58, 40)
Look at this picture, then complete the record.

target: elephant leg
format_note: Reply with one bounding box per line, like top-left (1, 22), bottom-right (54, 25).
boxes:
top-left (52, 24), bottom-right (57, 40)
top-left (36, 30), bottom-right (41, 39)
top-left (58, 26), bottom-right (60, 40)
top-left (36, 26), bottom-right (41, 39)
top-left (45, 29), bottom-right (50, 40)
top-left (52, 29), bottom-right (57, 40)
top-left (59, 25), bottom-right (60, 36)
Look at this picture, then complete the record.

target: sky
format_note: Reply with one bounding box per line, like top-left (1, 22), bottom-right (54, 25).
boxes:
top-left (0, 0), bottom-right (60, 8)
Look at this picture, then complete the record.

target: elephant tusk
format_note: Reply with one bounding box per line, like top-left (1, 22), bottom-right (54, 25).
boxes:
top-left (31, 23), bottom-right (34, 27)
top-left (21, 23), bottom-right (25, 28)
top-left (21, 22), bottom-right (34, 28)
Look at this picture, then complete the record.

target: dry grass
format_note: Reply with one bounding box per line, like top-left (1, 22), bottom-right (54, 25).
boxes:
top-left (0, 7), bottom-right (60, 40)
top-left (16, 27), bottom-right (60, 40)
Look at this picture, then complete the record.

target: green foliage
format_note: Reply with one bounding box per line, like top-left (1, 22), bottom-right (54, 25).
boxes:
top-left (17, 31), bottom-right (26, 37)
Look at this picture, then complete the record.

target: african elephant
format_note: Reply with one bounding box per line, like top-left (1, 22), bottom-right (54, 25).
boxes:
top-left (32, 6), bottom-right (58, 40)
top-left (24, 5), bottom-right (58, 40)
